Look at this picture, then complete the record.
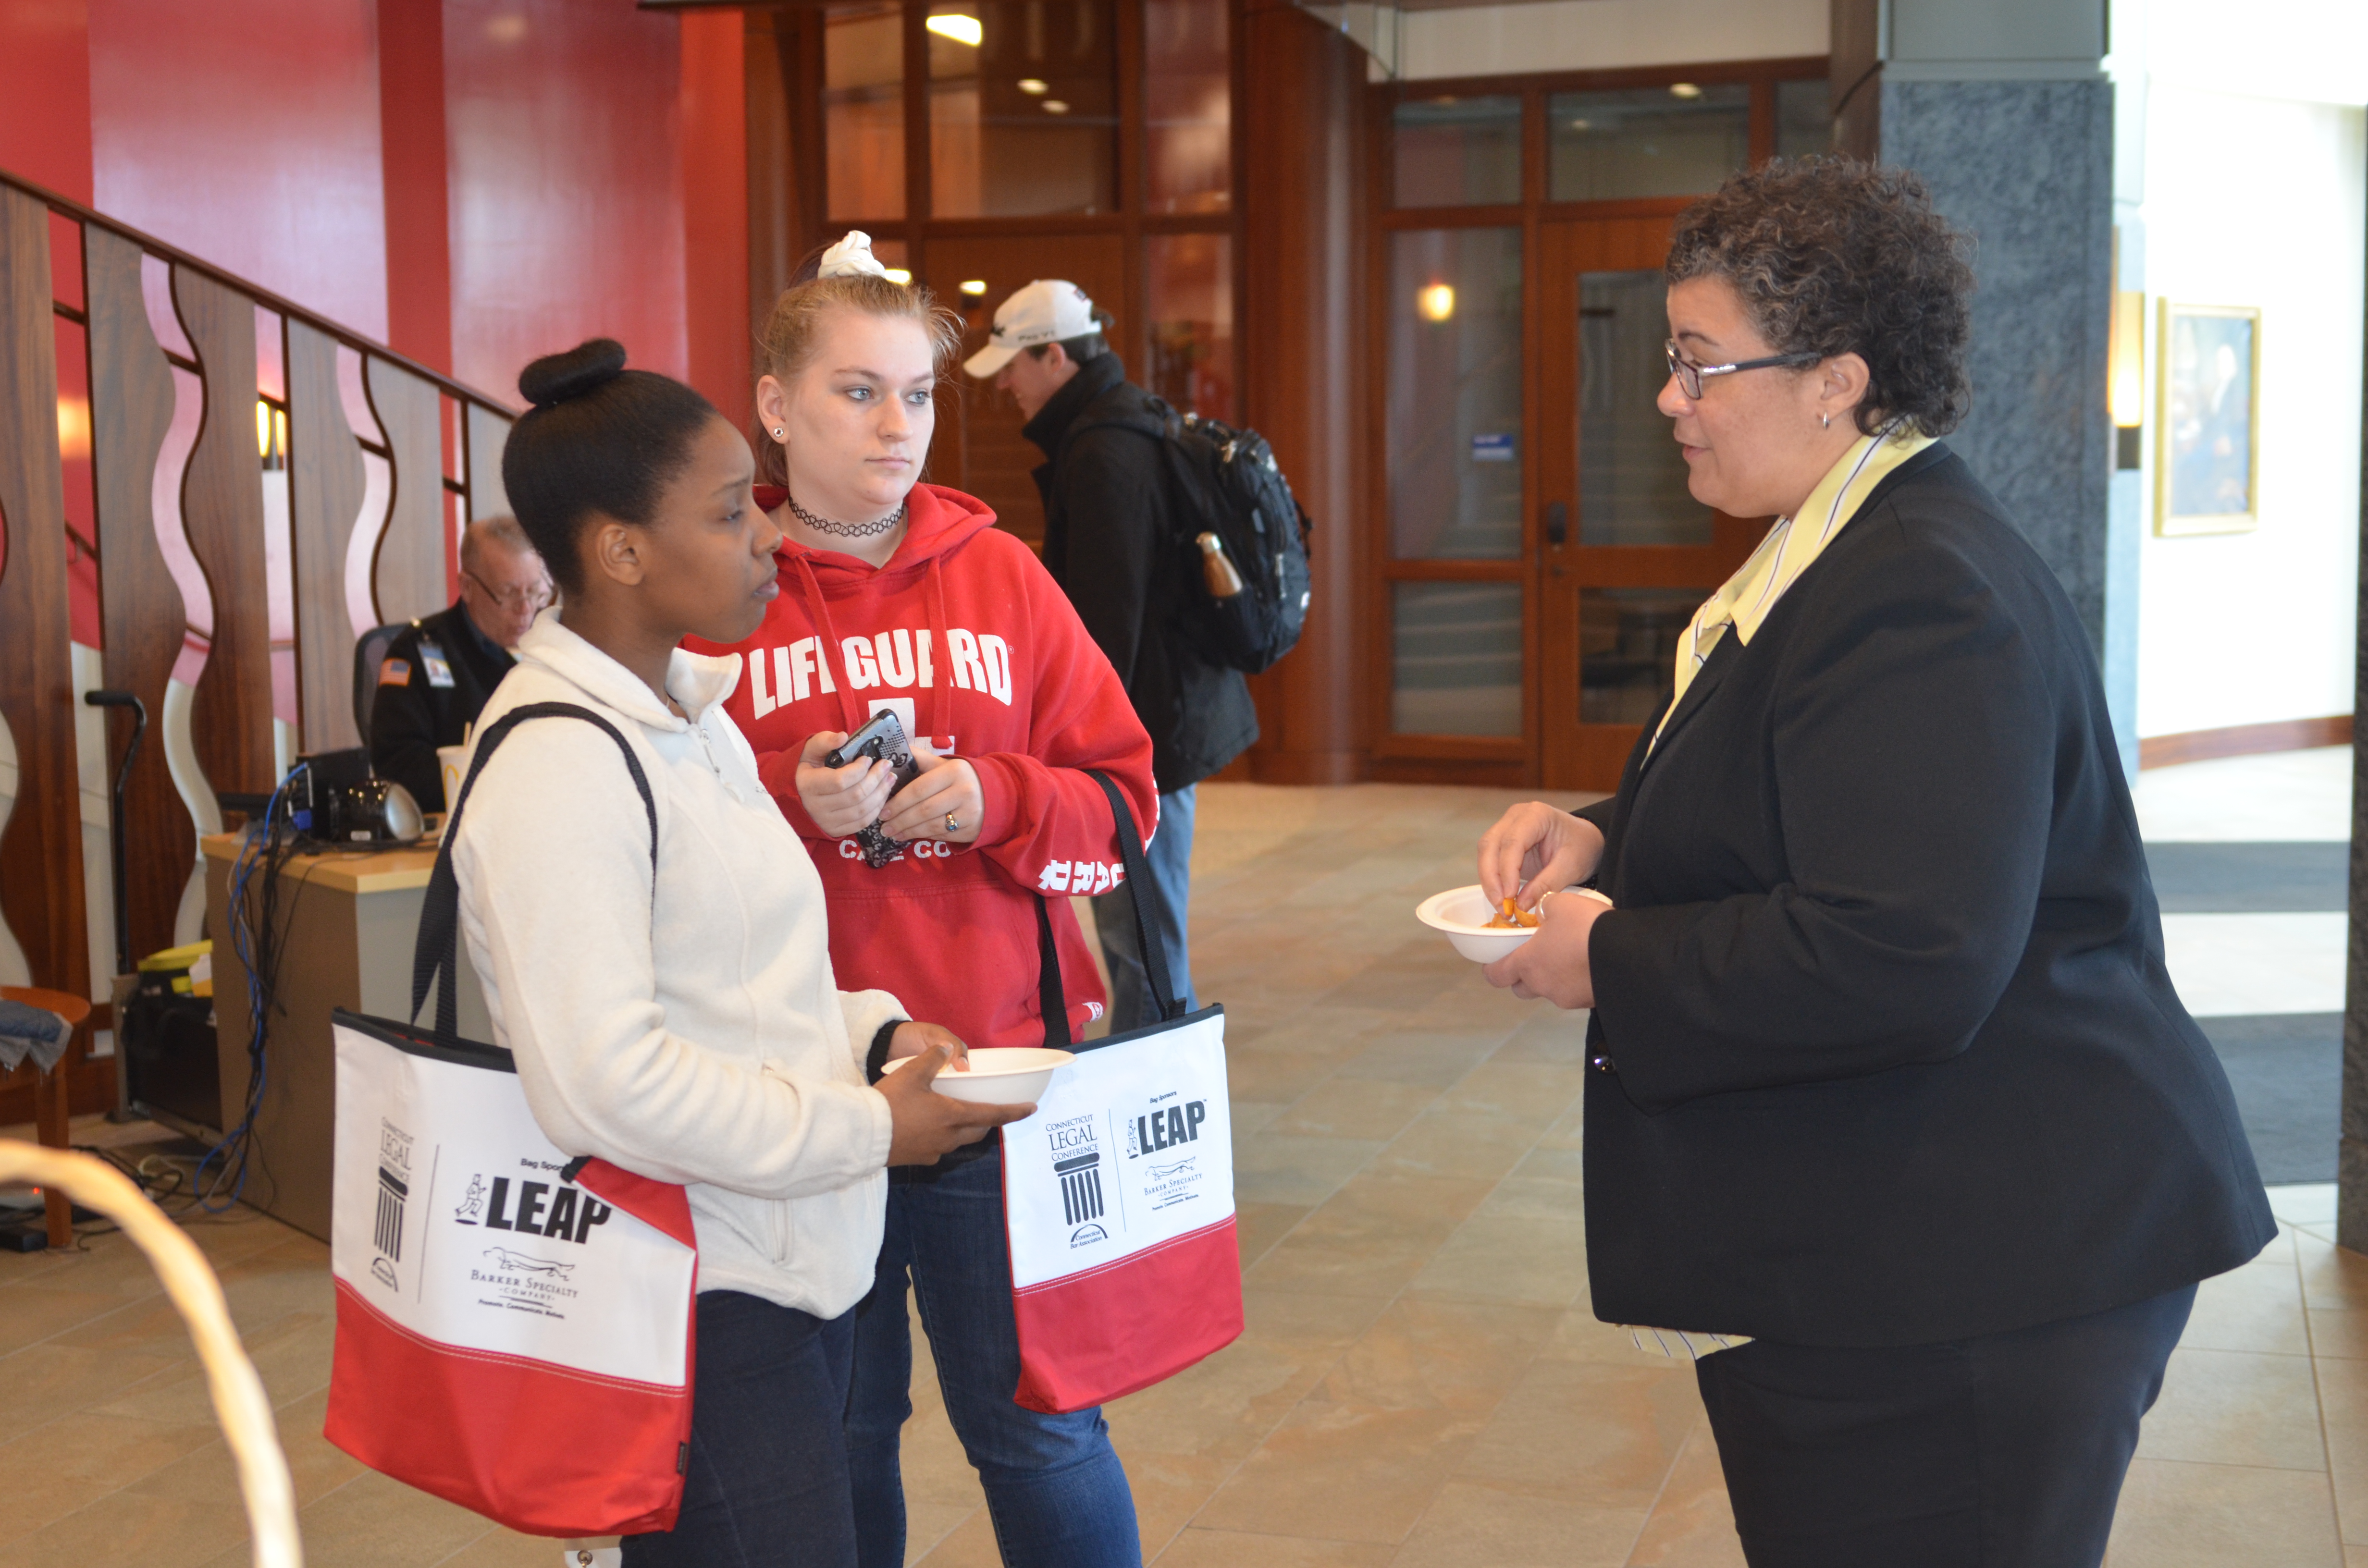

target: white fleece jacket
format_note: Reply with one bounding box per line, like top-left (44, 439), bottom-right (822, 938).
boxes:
top-left (450, 611), bottom-right (904, 1319)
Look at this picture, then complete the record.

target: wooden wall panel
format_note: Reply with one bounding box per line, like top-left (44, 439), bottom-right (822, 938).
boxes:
top-left (86, 227), bottom-right (190, 964)
top-left (173, 264), bottom-right (277, 801)
top-left (465, 401), bottom-right (513, 522)
top-left (919, 233), bottom-right (1130, 551)
top-left (1240, 1), bottom-right (1368, 784)
top-left (287, 318), bottom-right (366, 752)
top-left (367, 355), bottom-right (448, 624)
top-left (0, 188), bottom-right (93, 997)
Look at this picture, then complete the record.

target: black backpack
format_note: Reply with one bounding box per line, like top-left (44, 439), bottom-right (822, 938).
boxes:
top-left (1082, 395), bottom-right (1312, 676)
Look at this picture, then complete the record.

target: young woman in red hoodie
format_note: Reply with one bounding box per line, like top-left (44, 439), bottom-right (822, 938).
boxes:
top-left (689, 233), bottom-right (1158, 1568)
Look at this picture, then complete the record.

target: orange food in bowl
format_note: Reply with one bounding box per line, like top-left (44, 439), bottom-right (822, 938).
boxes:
top-left (1483, 896), bottom-right (1540, 931)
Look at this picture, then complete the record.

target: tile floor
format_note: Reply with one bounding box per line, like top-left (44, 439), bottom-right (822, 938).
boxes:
top-left (3, 764), bottom-right (2364, 1566)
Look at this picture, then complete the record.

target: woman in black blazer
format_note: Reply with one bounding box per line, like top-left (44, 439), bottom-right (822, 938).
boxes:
top-left (1477, 159), bottom-right (2274, 1568)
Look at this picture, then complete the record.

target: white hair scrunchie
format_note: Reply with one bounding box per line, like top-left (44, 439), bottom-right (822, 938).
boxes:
top-left (818, 231), bottom-right (890, 281)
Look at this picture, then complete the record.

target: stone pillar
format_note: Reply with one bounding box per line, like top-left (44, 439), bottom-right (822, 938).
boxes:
top-left (1239, 0), bottom-right (1368, 784)
top-left (1828, 3), bottom-right (2126, 736)
top-left (2344, 159), bottom-right (2368, 1254)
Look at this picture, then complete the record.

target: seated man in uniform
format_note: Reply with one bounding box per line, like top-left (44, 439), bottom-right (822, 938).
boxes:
top-left (367, 514), bottom-right (550, 812)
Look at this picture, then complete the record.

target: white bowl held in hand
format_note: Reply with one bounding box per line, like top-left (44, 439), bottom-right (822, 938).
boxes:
top-left (880, 1046), bottom-right (1073, 1105)
top-left (1418, 884), bottom-right (1612, 963)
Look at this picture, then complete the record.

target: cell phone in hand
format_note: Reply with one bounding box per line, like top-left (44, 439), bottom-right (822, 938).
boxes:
top-left (822, 710), bottom-right (921, 868)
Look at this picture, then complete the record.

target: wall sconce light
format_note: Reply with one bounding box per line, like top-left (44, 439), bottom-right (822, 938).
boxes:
top-left (959, 280), bottom-right (989, 297)
top-left (2109, 289), bottom-right (2144, 470)
top-left (56, 395), bottom-right (91, 462)
top-left (926, 12), bottom-right (983, 46)
top-left (1017, 78), bottom-right (1048, 95)
top-left (1418, 283), bottom-right (1456, 323)
top-left (256, 398), bottom-right (288, 471)
top-left (883, 268), bottom-right (913, 285)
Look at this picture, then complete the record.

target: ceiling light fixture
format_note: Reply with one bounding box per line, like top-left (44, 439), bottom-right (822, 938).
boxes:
top-left (1017, 77), bottom-right (1048, 94)
top-left (926, 12), bottom-right (983, 46)
top-left (1669, 82), bottom-right (1703, 99)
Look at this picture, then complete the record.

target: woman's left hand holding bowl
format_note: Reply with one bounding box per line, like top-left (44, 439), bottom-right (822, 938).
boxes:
top-left (1482, 889), bottom-right (1606, 1008)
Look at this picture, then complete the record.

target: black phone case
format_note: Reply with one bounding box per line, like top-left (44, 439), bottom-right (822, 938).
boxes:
top-left (824, 711), bottom-right (920, 867)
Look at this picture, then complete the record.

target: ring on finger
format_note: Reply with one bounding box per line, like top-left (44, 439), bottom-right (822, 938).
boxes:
top-left (944, 811), bottom-right (960, 834)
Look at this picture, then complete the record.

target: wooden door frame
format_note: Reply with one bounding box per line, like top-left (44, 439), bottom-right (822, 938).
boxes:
top-left (1534, 215), bottom-right (1769, 790)
top-left (1362, 54), bottom-right (1825, 787)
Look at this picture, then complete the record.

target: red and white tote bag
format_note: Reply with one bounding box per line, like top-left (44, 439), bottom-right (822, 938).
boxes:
top-left (324, 1011), bottom-right (698, 1537)
top-left (1002, 1006), bottom-right (1241, 1413)
top-left (1006, 767), bottom-right (1242, 1414)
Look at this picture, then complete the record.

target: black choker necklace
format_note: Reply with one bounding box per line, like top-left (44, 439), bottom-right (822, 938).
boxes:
top-left (787, 491), bottom-right (907, 539)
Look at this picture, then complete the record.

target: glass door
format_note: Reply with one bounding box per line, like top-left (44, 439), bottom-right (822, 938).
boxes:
top-left (1537, 217), bottom-right (1765, 790)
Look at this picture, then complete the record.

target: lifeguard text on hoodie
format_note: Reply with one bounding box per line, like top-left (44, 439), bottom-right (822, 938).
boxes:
top-left (691, 483), bottom-right (1161, 1053)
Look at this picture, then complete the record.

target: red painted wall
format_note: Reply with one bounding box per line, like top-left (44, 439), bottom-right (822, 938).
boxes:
top-left (680, 10), bottom-right (750, 429)
top-left (88, 0), bottom-right (391, 341)
top-left (381, 0), bottom-right (455, 375)
top-left (444, 0), bottom-right (688, 406)
top-left (0, 0), bottom-right (95, 203)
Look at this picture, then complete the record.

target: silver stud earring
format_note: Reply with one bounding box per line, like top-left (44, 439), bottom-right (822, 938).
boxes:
top-left (1820, 413), bottom-right (1830, 429)
top-left (773, 426), bottom-right (785, 440)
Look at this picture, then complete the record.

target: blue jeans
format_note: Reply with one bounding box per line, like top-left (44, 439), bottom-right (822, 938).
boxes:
top-left (623, 1290), bottom-right (858, 1568)
top-left (1092, 784), bottom-right (1197, 1030)
top-left (845, 1145), bottom-right (1141, 1568)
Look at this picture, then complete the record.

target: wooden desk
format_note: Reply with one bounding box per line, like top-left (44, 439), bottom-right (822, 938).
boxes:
top-left (202, 833), bottom-right (489, 1241)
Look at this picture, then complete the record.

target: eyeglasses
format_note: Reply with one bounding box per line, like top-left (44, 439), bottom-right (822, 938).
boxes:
top-left (463, 567), bottom-right (554, 614)
top-left (1664, 339), bottom-right (1822, 401)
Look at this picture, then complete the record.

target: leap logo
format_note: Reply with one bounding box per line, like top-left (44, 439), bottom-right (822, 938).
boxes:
top-left (450, 1162), bottom-right (612, 1246)
top-left (1124, 1091), bottom-right (1207, 1159)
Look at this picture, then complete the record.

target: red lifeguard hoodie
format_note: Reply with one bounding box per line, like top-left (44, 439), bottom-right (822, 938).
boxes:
top-left (688, 483), bottom-right (1159, 1052)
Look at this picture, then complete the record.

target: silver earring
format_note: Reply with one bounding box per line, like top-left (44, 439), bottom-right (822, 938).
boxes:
top-left (773, 426), bottom-right (785, 440)
top-left (1820, 414), bottom-right (1830, 429)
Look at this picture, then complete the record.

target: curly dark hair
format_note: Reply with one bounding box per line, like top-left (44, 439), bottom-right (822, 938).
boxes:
top-left (1665, 158), bottom-right (1975, 437)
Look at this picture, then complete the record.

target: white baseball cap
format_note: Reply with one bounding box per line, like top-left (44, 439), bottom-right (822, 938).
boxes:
top-left (962, 280), bottom-right (1104, 378)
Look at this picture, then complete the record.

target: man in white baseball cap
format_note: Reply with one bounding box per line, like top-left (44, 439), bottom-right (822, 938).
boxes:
top-left (967, 278), bottom-right (1258, 1034)
top-left (960, 277), bottom-right (1106, 385)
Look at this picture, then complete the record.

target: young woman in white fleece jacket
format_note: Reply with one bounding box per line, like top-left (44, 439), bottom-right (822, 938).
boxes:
top-left (453, 338), bottom-right (1030, 1568)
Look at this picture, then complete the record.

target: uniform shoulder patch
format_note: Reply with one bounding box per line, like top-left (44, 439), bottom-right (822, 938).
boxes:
top-left (379, 657), bottom-right (413, 686)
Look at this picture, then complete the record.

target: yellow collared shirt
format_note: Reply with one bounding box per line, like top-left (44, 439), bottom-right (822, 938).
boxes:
top-left (1652, 425), bottom-right (1936, 754)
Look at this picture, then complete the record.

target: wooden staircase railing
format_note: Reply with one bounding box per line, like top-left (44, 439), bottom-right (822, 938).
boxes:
top-left (0, 166), bottom-right (518, 1127)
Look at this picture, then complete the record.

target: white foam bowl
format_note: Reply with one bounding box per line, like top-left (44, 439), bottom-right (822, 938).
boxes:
top-left (1418, 884), bottom-right (1539, 962)
top-left (880, 1045), bottom-right (1072, 1105)
top-left (1417, 883), bottom-right (1611, 962)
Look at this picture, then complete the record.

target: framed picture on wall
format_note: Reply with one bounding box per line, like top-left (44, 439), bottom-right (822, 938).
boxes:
top-left (2156, 302), bottom-right (2261, 536)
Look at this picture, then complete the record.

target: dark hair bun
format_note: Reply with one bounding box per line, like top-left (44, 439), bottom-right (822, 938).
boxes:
top-left (518, 338), bottom-right (629, 409)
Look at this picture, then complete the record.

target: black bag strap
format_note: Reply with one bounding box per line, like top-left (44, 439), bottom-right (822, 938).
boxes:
top-left (1036, 768), bottom-right (1180, 1045)
top-left (412, 701), bottom-right (658, 1046)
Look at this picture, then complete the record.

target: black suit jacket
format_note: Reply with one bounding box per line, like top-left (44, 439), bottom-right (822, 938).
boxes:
top-left (367, 602), bottom-right (514, 812)
top-left (1579, 444), bottom-right (2273, 1348)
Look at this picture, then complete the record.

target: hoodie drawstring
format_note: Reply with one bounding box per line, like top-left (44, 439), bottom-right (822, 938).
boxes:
top-left (925, 558), bottom-right (953, 747)
top-left (793, 556), bottom-right (870, 735)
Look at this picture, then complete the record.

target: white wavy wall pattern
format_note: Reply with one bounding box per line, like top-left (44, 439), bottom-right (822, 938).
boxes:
top-left (143, 256), bottom-right (220, 942)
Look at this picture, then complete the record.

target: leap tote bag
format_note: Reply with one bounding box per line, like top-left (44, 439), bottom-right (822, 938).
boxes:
top-left (324, 704), bottom-right (699, 1537)
top-left (1003, 771), bottom-right (1243, 1414)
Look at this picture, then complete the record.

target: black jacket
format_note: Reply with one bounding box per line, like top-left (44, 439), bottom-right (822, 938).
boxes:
top-left (1579, 444), bottom-right (2273, 1348)
top-left (367, 601), bottom-right (515, 812)
top-left (1025, 354), bottom-right (1258, 793)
